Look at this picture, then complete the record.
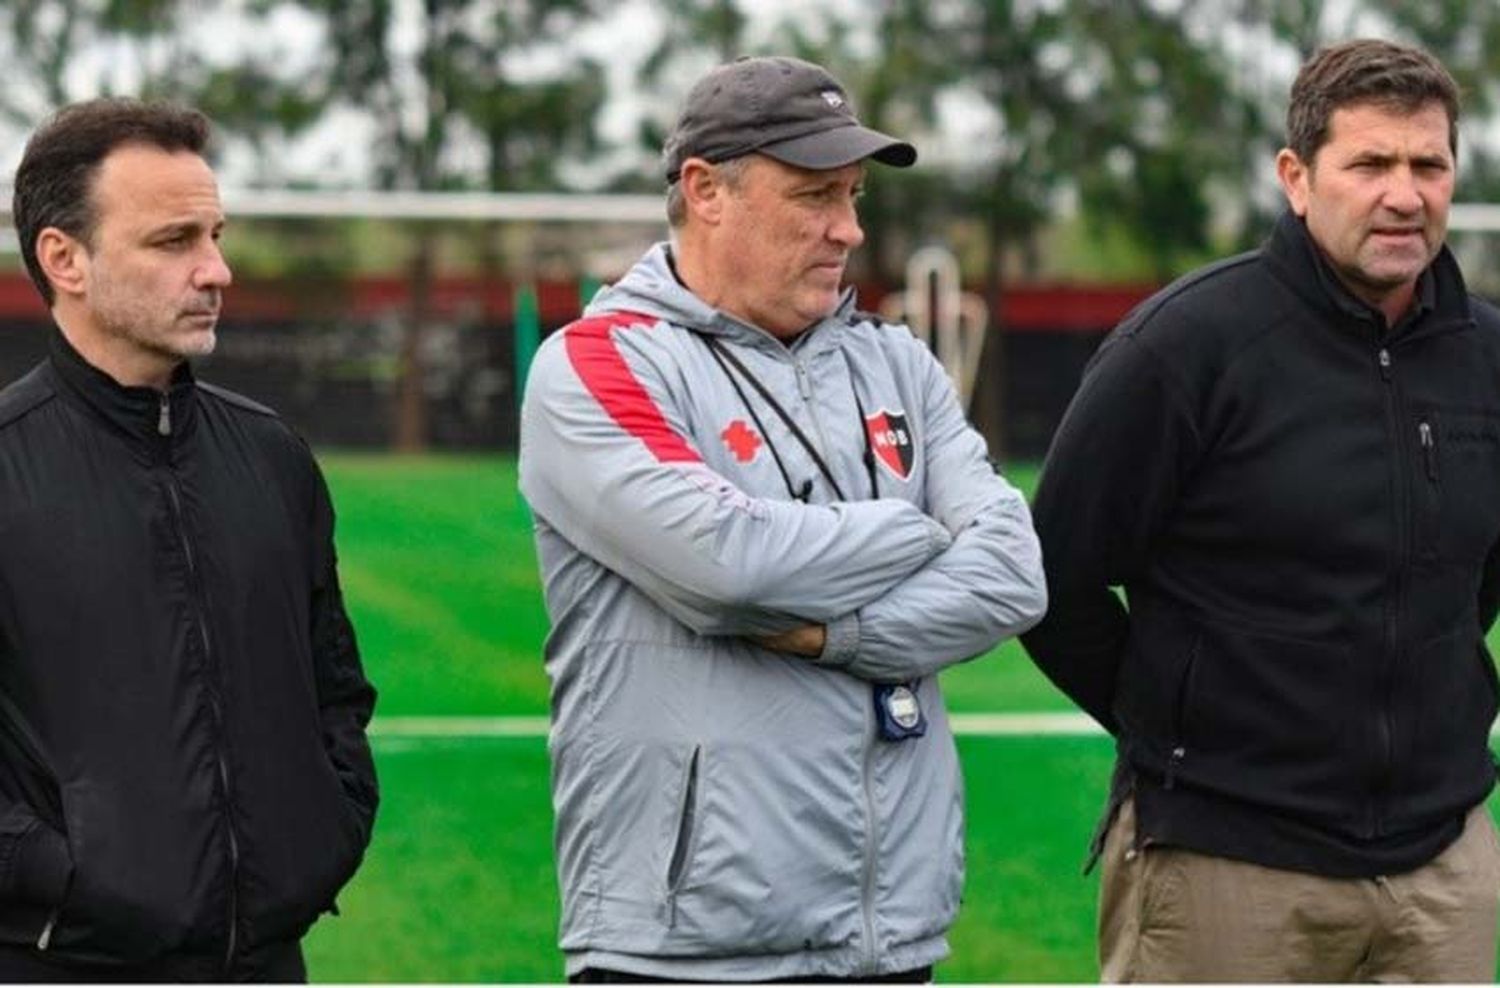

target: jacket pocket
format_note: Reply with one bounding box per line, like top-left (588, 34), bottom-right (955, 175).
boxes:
top-left (1115, 615), bottom-right (1199, 769)
top-left (1415, 415), bottom-right (1440, 561)
top-left (0, 690), bottom-right (72, 951)
top-left (1152, 626), bottom-right (1356, 819)
top-left (1413, 408), bottom-right (1500, 565)
top-left (1163, 636), bottom-right (1202, 791)
top-left (664, 745), bottom-right (702, 927)
top-left (568, 641), bottom-right (867, 957)
top-left (238, 743), bottom-right (370, 949)
top-left (42, 779), bottom-right (189, 964)
top-left (1391, 628), bottom-right (1499, 824)
top-left (0, 690), bottom-right (65, 832)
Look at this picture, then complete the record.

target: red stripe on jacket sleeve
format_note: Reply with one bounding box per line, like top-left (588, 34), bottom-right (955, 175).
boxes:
top-left (563, 311), bottom-right (703, 464)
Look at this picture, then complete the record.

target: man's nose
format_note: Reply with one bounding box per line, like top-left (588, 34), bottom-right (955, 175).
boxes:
top-left (195, 241), bottom-right (233, 290)
top-left (1382, 166), bottom-right (1424, 214)
top-left (830, 200), bottom-right (865, 249)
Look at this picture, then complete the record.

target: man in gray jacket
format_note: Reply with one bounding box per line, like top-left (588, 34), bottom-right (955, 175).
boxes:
top-left (519, 55), bottom-right (1046, 983)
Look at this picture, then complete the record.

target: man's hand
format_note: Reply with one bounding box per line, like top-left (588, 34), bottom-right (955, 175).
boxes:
top-left (753, 624), bottom-right (827, 658)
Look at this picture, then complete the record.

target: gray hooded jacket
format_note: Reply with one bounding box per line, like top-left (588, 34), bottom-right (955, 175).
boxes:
top-left (518, 244), bottom-right (1046, 980)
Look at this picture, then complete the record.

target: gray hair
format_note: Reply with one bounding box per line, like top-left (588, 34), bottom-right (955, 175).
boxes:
top-left (666, 155), bottom-right (754, 228)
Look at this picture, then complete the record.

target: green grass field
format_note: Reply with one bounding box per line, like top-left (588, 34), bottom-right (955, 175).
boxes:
top-left (298, 454), bottom-right (1499, 982)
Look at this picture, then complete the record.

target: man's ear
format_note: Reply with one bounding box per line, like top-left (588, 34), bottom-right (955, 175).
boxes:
top-left (34, 227), bottom-right (89, 301)
top-left (679, 157), bottom-right (729, 226)
top-left (1276, 148), bottom-right (1312, 217)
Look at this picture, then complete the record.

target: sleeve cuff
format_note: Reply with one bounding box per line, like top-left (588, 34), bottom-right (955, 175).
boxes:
top-left (815, 612), bottom-right (860, 669)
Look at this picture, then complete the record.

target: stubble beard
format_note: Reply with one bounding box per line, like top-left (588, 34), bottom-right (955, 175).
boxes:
top-left (91, 277), bottom-right (220, 366)
top-left (103, 307), bottom-right (217, 365)
top-left (1348, 238), bottom-right (1436, 294)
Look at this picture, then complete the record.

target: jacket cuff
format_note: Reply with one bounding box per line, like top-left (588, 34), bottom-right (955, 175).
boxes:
top-left (14, 822), bottom-right (70, 906)
top-left (815, 612), bottom-right (860, 669)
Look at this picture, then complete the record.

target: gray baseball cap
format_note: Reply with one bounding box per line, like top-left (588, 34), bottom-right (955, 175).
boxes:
top-left (663, 56), bottom-right (917, 182)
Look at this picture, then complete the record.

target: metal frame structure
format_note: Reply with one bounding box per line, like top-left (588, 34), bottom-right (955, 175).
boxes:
top-left (3, 189), bottom-right (1496, 244)
top-left (0, 187), bottom-right (668, 254)
top-left (1450, 203), bottom-right (1500, 233)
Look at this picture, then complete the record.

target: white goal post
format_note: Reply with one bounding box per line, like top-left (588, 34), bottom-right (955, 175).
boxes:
top-left (3, 190), bottom-right (1495, 248)
top-left (0, 187), bottom-right (669, 255)
top-left (1450, 203), bottom-right (1500, 234)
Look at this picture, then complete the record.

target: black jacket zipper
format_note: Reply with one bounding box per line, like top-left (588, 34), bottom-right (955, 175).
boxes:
top-left (159, 399), bottom-right (240, 973)
top-left (1372, 345), bottom-right (1405, 838)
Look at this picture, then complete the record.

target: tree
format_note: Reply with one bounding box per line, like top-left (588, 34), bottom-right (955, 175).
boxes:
top-left (1379, 2), bottom-right (1500, 200)
top-left (0, 0), bottom-right (235, 128)
top-left (773, 0), bottom-right (961, 284)
top-left (627, 0), bottom-right (752, 189)
top-left (642, 0), bottom-right (747, 74)
top-left (897, 0), bottom-right (1253, 451)
top-left (294, 0), bottom-right (606, 449)
top-left (0, 2), bottom-right (92, 127)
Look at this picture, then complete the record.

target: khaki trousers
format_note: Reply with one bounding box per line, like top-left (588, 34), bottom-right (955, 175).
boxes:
top-left (1098, 798), bottom-right (1500, 982)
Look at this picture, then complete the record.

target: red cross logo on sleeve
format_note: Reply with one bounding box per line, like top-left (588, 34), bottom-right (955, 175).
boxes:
top-left (721, 419), bottom-right (762, 463)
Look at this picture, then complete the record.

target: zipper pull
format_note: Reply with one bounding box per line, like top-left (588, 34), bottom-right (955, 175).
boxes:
top-left (1418, 421), bottom-right (1436, 481)
top-left (37, 906), bottom-right (60, 950)
top-left (1377, 348), bottom-right (1392, 381)
top-left (793, 361), bottom-right (812, 400)
top-left (157, 395), bottom-right (171, 436)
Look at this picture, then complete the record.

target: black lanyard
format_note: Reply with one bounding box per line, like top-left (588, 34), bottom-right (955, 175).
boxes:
top-left (699, 335), bottom-right (879, 503)
top-left (704, 333), bottom-right (924, 738)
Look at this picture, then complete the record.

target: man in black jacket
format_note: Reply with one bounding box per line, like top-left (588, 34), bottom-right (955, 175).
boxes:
top-left (0, 99), bottom-right (377, 980)
top-left (1023, 39), bottom-right (1500, 982)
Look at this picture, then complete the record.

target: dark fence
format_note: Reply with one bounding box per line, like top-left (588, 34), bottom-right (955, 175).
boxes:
top-left (0, 275), bottom-right (1147, 460)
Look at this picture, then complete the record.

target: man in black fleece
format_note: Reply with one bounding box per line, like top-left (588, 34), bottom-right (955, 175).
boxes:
top-left (1023, 38), bottom-right (1500, 982)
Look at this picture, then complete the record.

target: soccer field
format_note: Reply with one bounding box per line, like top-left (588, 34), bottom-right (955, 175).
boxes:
top-left (300, 454), bottom-right (1500, 982)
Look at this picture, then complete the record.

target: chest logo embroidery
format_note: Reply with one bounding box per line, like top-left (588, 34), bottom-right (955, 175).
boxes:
top-left (865, 409), bottom-right (914, 480)
top-left (721, 419), bottom-right (763, 463)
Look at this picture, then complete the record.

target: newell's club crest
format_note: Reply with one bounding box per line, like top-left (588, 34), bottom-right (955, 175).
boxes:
top-left (865, 410), bottom-right (914, 480)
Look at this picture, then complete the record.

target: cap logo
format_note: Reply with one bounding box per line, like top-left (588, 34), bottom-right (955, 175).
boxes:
top-left (820, 90), bottom-right (845, 108)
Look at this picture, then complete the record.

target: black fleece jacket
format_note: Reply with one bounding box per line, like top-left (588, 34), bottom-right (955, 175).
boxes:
top-left (1023, 212), bottom-right (1500, 877)
top-left (0, 330), bottom-right (377, 977)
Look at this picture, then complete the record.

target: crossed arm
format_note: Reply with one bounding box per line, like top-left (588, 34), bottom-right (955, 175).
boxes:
top-left (776, 345), bottom-right (1048, 681)
top-left (519, 325), bottom-right (1045, 681)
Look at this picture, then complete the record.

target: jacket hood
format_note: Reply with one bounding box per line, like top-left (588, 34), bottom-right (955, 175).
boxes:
top-left (586, 242), bottom-right (857, 346)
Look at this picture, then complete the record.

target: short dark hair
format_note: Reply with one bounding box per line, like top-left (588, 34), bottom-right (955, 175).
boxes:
top-left (1286, 39), bottom-right (1460, 165)
top-left (12, 98), bottom-right (211, 307)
